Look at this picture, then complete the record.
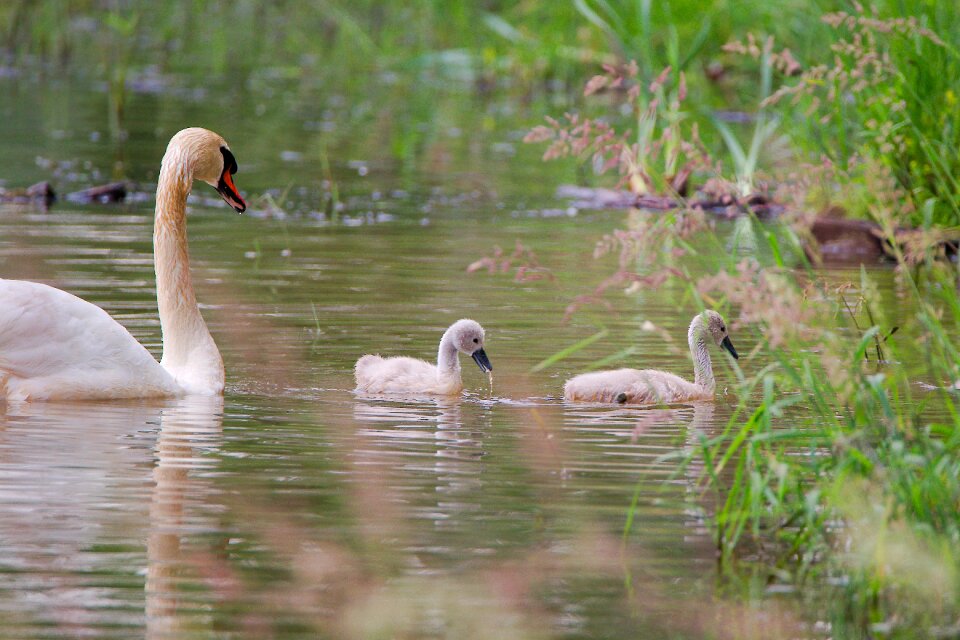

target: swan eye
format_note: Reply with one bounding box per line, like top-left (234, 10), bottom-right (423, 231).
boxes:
top-left (473, 338), bottom-right (479, 344)
top-left (720, 324), bottom-right (726, 332)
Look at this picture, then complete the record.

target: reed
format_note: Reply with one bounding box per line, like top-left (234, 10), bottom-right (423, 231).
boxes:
top-left (622, 229), bottom-right (960, 636)
top-left (762, 2), bottom-right (960, 226)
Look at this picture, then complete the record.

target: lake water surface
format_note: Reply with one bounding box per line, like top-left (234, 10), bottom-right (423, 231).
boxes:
top-left (0, 71), bottom-right (917, 639)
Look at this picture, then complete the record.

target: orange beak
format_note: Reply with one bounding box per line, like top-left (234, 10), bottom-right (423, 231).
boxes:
top-left (217, 167), bottom-right (246, 213)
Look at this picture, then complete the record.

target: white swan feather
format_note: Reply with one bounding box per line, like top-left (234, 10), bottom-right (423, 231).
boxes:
top-left (0, 280), bottom-right (179, 400)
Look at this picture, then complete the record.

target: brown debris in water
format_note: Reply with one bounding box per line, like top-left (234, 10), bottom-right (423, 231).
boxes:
top-left (0, 181), bottom-right (55, 207)
top-left (66, 181), bottom-right (130, 204)
top-left (555, 184), bottom-right (784, 218)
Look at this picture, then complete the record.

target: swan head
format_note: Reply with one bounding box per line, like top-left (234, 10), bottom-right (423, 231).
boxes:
top-left (166, 127), bottom-right (247, 213)
top-left (699, 310), bottom-right (738, 360)
top-left (446, 319), bottom-right (492, 373)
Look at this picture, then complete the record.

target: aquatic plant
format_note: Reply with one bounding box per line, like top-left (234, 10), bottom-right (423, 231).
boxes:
top-left (762, 3), bottom-right (960, 226)
top-left (466, 241), bottom-right (555, 283)
top-left (710, 274), bottom-right (960, 632)
top-left (524, 60), bottom-right (712, 197)
top-left (572, 0), bottom-right (711, 89)
top-left (710, 35), bottom-right (794, 198)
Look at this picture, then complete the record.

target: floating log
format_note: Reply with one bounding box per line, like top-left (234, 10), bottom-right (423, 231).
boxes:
top-left (556, 185), bottom-right (960, 264)
top-left (807, 216), bottom-right (889, 263)
top-left (0, 181), bottom-right (56, 207)
top-left (66, 181), bottom-right (129, 204)
top-left (555, 184), bottom-right (783, 217)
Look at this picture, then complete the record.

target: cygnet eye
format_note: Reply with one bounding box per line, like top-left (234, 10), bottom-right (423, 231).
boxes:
top-left (720, 324), bottom-right (726, 332)
top-left (473, 338), bottom-right (479, 343)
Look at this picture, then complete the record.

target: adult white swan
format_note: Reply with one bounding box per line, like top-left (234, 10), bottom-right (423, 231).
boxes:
top-left (0, 128), bottom-right (246, 401)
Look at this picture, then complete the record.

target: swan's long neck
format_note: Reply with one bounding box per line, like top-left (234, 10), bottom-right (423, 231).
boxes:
top-left (154, 149), bottom-right (223, 392)
top-left (436, 330), bottom-right (462, 383)
top-left (688, 315), bottom-right (715, 391)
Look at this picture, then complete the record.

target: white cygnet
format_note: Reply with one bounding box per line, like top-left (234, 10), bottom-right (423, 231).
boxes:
top-left (355, 319), bottom-right (492, 395)
top-left (564, 311), bottom-right (738, 405)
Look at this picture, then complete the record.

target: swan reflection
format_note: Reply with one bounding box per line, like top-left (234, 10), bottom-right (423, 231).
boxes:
top-left (146, 395), bottom-right (224, 639)
top-left (0, 396), bottom-right (223, 638)
top-left (560, 401), bottom-right (718, 543)
top-left (352, 398), bottom-right (486, 540)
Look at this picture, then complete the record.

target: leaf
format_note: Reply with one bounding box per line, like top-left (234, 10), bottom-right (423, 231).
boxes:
top-left (573, 0), bottom-right (614, 35)
top-left (529, 327), bottom-right (609, 373)
top-left (482, 13), bottom-right (532, 44)
top-left (712, 118), bottom-right (747, 172)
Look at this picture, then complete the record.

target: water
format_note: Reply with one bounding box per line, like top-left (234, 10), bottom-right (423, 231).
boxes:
top-left (0, 72), bottom-right (916, 638)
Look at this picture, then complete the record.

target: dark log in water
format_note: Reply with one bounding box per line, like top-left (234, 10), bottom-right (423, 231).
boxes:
top-left (555, 185), bottom-right (784, 217)
top-left (0, 181), bottom-right (55, 207)
top-left (557, 185), bottom-right (959, 263)
top-left (66, 182), bottom-right (129, 204)
top-left (806, 217), bottom-right (889, 263)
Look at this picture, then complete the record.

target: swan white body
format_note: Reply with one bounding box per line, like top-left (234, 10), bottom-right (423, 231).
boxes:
top-left (564, 367), bottom-right (714, 405)
top-left (0, 280), bottom-right (181, 400)
top-left (355, 319), bottom-right (493, 395)
top-left (0, 127), bottom-right (246, 401)
top-left (564, 311), bottom-right (738, 405)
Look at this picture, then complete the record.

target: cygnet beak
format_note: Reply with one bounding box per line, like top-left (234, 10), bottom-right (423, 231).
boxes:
top-left (471, 348), bottom-right (493, 373)
top-left (721, 336), bottom-right (739, 360)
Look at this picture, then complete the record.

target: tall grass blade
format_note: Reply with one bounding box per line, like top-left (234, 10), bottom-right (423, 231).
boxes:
top-left (529, 327), bottom-right (609, 373)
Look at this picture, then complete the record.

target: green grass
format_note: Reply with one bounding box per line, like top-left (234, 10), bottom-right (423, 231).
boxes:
top-left (769, 1), bottom-right (960, 226)
top-left (622, 236), bottom-right (960, 636)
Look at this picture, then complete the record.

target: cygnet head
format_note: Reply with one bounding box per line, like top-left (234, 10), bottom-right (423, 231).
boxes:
top-left (446, 319), bottom-right (492, 373)
top-left (165, 127), bottom-right (246, 213)
top-left (699, 310), bottom-right (738, 360)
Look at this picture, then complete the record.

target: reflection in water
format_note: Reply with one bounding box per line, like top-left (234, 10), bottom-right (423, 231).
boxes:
top-left (146, 396), bottom-right (224, 639)
top-left (682, 402), bottom-right (715, 539)
top-left (0, 401), bottom-right (157, 635)
top-left (352, 397), bottom-right (487, 553)
top-left (352, 396), bottom-right (482, 463)
top-left (560, 401), bottom-right (721, 556)
top-left (0, 397), bottom-right (223, 639)
top-left (561, 401), bottom-right (720, 469)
